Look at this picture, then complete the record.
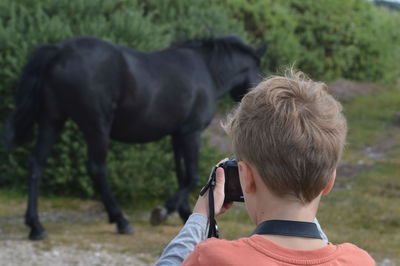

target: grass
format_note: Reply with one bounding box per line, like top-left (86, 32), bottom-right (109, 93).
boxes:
top-left (318, 157), bottom-right (400, 264)
top-left (1, 84), bottom-right (400, 265)
top-left (343, 86), bottom-right (400, 150)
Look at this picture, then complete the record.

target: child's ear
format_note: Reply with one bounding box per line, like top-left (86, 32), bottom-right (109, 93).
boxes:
top-left (238, 161), bottom-right (256, 193)
top-left (322, 170), bottom-right (336, 195)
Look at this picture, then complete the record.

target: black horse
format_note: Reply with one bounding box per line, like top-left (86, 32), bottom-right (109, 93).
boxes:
top-left (5, 35), bottom-right (266, 240)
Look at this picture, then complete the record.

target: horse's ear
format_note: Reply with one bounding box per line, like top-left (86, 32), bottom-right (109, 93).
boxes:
top-left (255, 43), bottom-right (267, 58)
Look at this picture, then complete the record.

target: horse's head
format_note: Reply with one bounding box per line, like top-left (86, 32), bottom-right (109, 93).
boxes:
top-left (172, 36), bottom-right (267, 101)
top-left (205, 36), bottom-right (267, 101)
top-left (228, 40), bottom-right (267, 102)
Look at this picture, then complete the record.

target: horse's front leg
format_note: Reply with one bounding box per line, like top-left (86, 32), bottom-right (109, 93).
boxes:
top-left (151, 132), bottom-right (200, 225)
top-left (176, 131), bottom-right (201, 221)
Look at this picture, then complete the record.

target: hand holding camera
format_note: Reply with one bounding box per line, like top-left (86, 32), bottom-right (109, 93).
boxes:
top-left (193, 158), bottom-right (243, 238)
top-left (192, 159), bottom-right (232, 218)
top-left (193, 159), bottom-right (242, 215)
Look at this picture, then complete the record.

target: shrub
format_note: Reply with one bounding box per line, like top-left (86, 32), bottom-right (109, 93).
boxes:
top-left (137, 0), bottom-right (247, 41)
top-left (226, 0), bottom-right (400, 82)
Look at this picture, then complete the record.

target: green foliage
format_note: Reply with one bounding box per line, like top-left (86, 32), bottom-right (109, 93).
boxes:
top-left (1, 0), bottom-right (400, 205)
top-left (137, 0), bottom-right (247, 40)
top-left (226, 0), bottom-right (400, 82)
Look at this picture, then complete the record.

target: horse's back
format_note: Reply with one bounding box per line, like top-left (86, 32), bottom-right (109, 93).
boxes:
top-left (51, 36), bottom-right (125, 95)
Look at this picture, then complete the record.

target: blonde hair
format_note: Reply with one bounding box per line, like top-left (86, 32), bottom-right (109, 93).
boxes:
top-left (223, 71), bottom-right (347, 203)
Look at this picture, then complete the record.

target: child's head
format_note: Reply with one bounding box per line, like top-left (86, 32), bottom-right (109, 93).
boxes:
top-left (224, 71), bottom-right (347, 203)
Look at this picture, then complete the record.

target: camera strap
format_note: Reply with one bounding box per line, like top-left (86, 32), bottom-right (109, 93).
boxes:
top-left (199, 166), bottom-right (219, 238)
top-left (252, 220), bottom-right (322, 239)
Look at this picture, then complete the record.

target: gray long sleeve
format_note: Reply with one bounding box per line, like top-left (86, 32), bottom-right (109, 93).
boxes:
top-left (155, 213), bottom-right (208, 266)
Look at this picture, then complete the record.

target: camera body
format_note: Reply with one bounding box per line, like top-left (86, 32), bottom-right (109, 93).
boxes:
top-left (218, 159), bottom-right (244, 202)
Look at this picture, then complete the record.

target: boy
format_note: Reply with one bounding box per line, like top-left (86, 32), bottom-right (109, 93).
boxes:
top-left (155, 72), bottom-right (375, 265)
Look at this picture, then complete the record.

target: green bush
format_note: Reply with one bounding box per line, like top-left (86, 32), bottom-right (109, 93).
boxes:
top-left (137, 0), bottom-right (247, 40)
top-left (226, 0), bottom-right (400, 82)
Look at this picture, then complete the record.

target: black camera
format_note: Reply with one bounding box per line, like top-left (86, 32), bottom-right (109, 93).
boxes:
top-left (199, 158), bottom-right (244, 238)
top-left (218, 159), bottom-right (244, 202)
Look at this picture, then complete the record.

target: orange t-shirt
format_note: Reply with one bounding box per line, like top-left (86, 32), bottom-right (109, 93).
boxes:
top-left (183, 235), bottom-right (375, 265)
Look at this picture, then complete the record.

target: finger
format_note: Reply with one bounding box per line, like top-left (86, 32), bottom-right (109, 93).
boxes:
top-left (215, 167), bottom-right (225, 187)
top-left (206, 158), bottom-right (229, 182)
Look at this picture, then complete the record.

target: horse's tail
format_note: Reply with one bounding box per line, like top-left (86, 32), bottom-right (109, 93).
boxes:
top-left (3, 44), bottom-right (59, 148)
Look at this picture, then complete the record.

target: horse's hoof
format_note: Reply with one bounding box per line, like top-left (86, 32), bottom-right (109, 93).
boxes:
top-left (117, 220), bottom-right (134, 234)
top-left (150, 206), bottom-right (168, 226)
top-left (29, 229), bottom-right (48, 241)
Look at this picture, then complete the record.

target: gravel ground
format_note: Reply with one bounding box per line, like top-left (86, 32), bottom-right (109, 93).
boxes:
top-left (0, 239), bottom-right (152, 265)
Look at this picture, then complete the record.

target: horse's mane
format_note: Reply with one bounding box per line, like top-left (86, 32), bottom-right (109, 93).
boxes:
top-left (171, 36), bottom-right (259, 61)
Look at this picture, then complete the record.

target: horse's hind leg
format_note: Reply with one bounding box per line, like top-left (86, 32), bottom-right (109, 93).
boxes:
top-left (80, 124), bottom-right (133, 234)
top-left (25, 119), bottom-right (65, 240)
